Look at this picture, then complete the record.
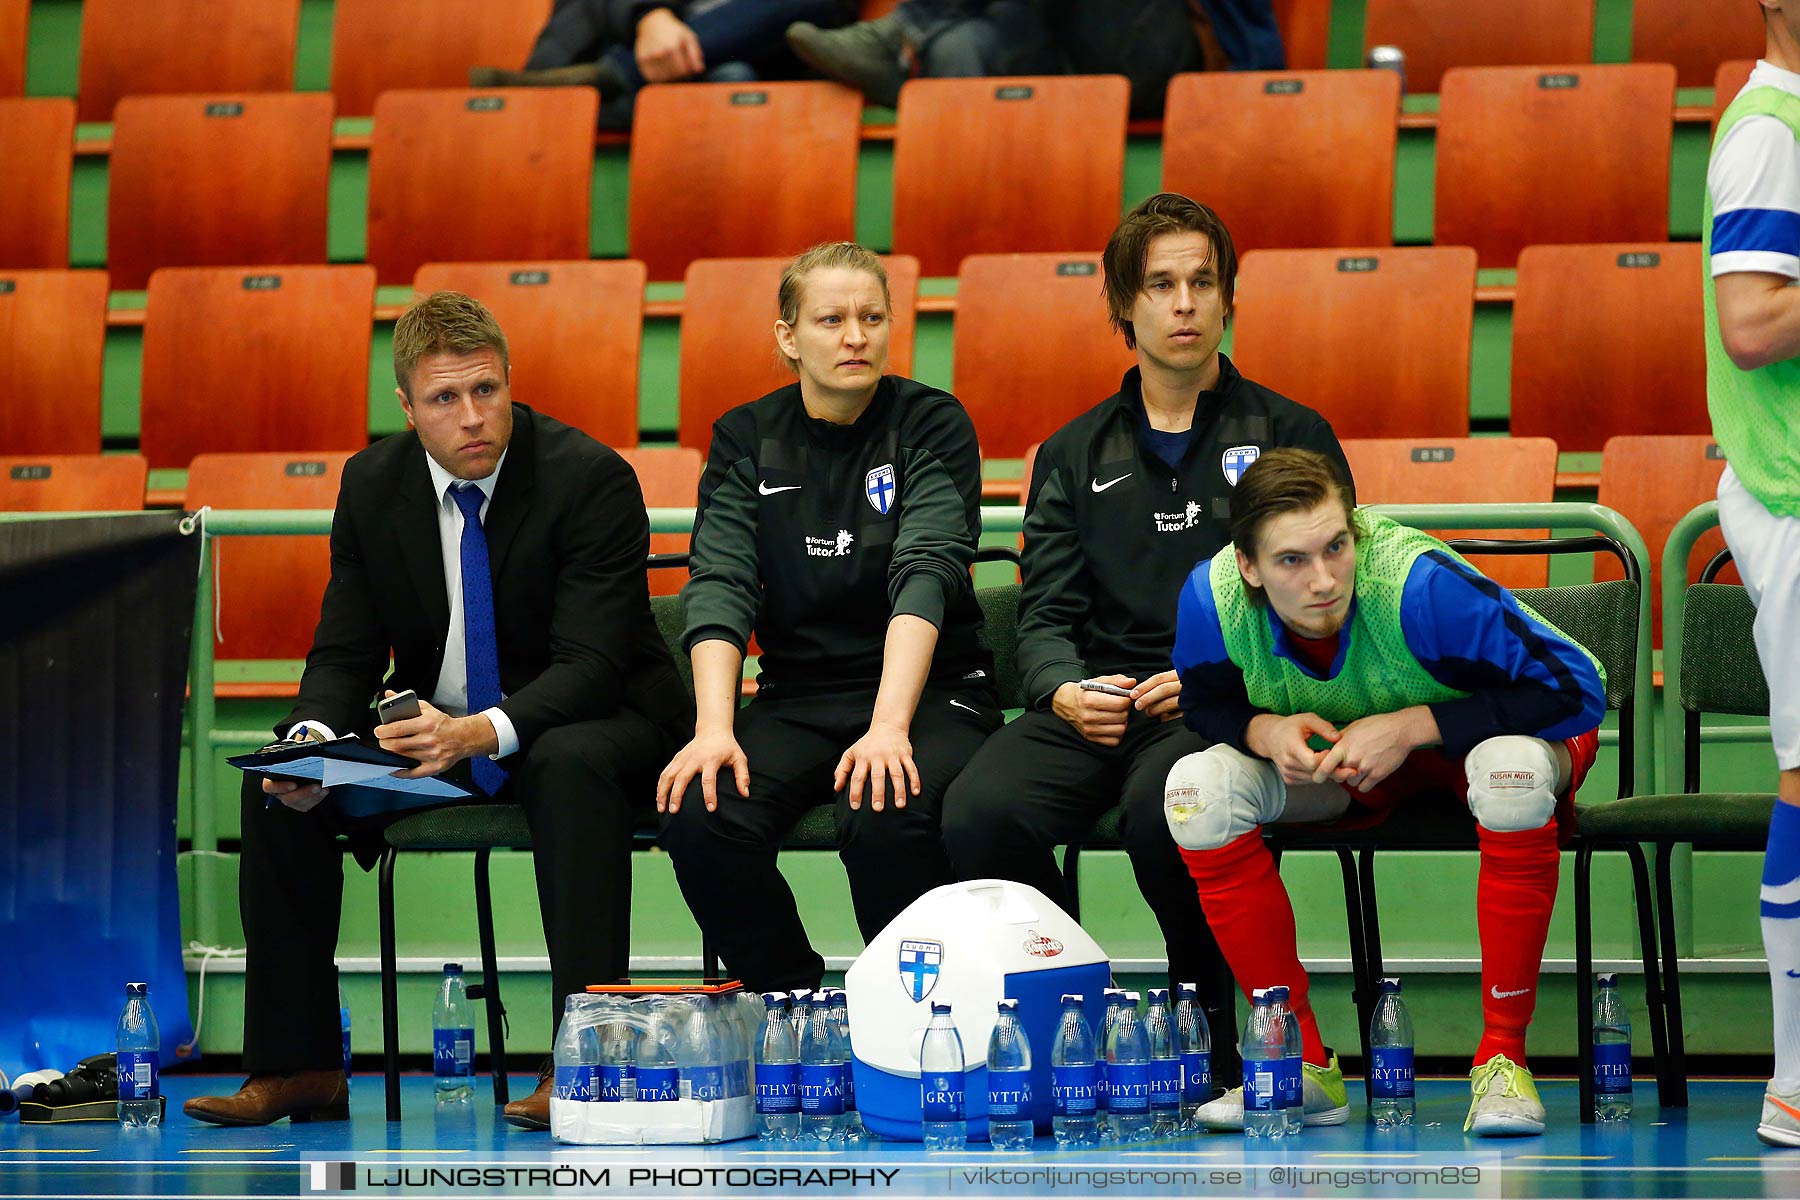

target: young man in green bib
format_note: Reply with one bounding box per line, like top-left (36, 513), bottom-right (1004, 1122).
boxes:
top-left (1706, 0), bottom-right (1800, 1149)
top-left (1163, 449), bottom-right (1605, 1136)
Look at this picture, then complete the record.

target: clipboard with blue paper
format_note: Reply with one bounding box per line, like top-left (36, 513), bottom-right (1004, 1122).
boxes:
top-left (228, 736), bottom-right (486, 818)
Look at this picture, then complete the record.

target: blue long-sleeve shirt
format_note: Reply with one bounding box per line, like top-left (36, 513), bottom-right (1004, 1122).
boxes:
top-left (1172, 548), bottom-right (1606, 759)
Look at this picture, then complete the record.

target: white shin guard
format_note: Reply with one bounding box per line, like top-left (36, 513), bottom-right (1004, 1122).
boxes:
top-left (1164, 744), bottom-right (1288, 851)
top-left (1464, 736), bottom-right (1560, 833)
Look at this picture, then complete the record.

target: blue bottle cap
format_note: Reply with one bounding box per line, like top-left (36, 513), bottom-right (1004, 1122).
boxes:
top-left (1597, 972), bottom-right (1619, 988)
top-left (1267, 985), bottom-right (1289, 1002)
top-left (762, 992), bottom-right (786, 1007)
top-left (126, 982), bottom-right (148, 996)
top-left (997, 998), bottom-right (1018, 1012)
top-left (1251, 989), bottom-right (1272, 1005)
top-left (810, 993), bottom-right (830, 1007)
top-left (931, 1002), bottom-right (953, 1015)
top-left (1148, 988), bottom-right (1168, 1004)
top-left (1178, 983), bottom-right (1198, 999)
top-left (1379, 978), bottom-right (1403, 994)
top-left (444, 963), bottom-right (463, 974)
top-left (1061, 993), bottom-right (1084, 1004)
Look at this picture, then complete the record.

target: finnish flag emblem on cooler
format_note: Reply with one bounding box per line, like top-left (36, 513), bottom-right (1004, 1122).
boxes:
top-left (866, 463), bottom-right (896, 515)
top-left (898, 938), bottom-right (943, 1001)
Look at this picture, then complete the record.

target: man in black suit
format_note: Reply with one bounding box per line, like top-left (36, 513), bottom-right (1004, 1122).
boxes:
top-left (184, 292), bottom-right (691, 1130)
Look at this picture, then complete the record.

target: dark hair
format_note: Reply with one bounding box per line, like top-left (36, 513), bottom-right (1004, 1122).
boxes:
top-left (1230, 448), bottom-right (1359, 562)
top-left (1102, 192), bottom-right (1237, 349)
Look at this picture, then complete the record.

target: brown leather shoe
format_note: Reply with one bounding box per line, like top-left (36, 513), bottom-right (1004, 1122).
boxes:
top-left (184, 1070), bottom-right (349, 1126)
top-left (502, 1059), bottom-right (554, 1131)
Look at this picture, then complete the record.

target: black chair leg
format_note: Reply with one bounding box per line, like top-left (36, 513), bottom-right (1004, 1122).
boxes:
top-left (474, 848), bottom-right (510, 1106)
top-left (1334, 846), bottom-right (1374, 1105)
top-left (1061, 843), bottom-right (1084, 924)
top-left (1654, 843), bottom-right (1690, 1107)
top-left (1358, 849), bottom-right (1384, 980)
top-left (379, 847), bottom-right (402, 1122)
top-left (1575, 842), bottom-right (1596, 1125)
top-left (1623, 842), bottom-right (1671, 1108)
top-left (702, 937), bottom-right (719, 981)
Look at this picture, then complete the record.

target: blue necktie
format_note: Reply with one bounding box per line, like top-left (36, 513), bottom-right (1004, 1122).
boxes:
top-left (452, 484), bottom-right (508, 796)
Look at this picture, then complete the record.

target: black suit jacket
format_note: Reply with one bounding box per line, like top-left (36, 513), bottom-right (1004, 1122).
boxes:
top-left (283, 404), bottom-right (690, 749)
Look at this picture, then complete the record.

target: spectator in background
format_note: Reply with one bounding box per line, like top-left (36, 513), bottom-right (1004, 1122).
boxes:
top-left (786, 0), bottom-right (1282, 116)
top-left (471, 0), bottom-right (854, 128)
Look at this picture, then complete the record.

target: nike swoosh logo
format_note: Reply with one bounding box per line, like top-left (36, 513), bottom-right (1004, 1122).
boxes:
top-left (758, 481), bottom-right (802, 495)
top-left (949, 699), bottom-right (981, 715)
top-left (1091, 474), bottom-right (1132, 493)
top-left (1490, 985), bottom-right (1531, 1000)
top-left (1788, 969), bottom-right (1800, 979)
top-left (1769, 1093), bottom-right (1800, 1123)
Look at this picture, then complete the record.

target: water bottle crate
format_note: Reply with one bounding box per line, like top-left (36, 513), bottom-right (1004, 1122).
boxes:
top-left (550, 1093), bottom-right (755, 1144)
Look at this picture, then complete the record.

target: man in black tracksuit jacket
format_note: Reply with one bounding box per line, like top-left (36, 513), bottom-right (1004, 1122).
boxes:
top-left (942, 195), bottom-right (1350, 1083)
top-left (661, 373), bottom-right (1001, 992)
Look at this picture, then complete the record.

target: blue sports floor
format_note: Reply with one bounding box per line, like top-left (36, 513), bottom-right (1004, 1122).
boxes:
top-left (2, 1074), bottom-right (1798, 1198)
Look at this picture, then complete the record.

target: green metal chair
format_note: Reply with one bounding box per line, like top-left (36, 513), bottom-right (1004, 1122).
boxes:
top-left (1575, 555), bottom-right (1772, 1121)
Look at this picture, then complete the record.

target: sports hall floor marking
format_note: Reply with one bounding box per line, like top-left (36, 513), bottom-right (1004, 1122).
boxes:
top-left (178, 1148), bottom-right (284, 1153)
top-left (1514, 1154), bottom-right (1615, 1160)
top-left (1313, 1151), bottom-right (1423, 1157)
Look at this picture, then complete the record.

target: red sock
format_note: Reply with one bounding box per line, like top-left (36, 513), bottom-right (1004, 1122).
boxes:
top-left (1474, 819), bottom-right (1560, 1067)
top-left (1179, 829), bottom-right (1327, 1066)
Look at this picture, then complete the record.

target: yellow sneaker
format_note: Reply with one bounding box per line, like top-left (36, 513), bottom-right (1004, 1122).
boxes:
top-left (1465, 1054), bottom-right (1545, 1136)
top-left (1193, 1050), bottom-right (1349, 1130)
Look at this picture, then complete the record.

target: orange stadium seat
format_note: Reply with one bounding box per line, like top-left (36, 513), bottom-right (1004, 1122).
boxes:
top-left (1362, 0), bottom-right (1593, 95)
top-left (139, 266), bottom-right (375, 469)
top-left (629, 82), bottom-right (862, 282)
top-left (676, 255), bottom-right (920, 452)
top-left (1510, 243), bottom-right (1706, 452)
top-left (892, 76), bottom-right (1130, 277)
top-left (0, 98), bottom-right (74, 269)
top-left (616, 446), bottom-right (704, 597)
top-left (107, 93), bottom-right (334, 292)
top-left (0, 0), bottom-right (27, 96)
top-left (1631, 0), bottom-right (1763, 89)
top-left (1230, 246), bottom-right (1476, 438)
top-left (0, 270), bottom-right (109, 455)
top-left (1162, 70), bottom-right (1398, 253)
top-left (1341, 437), bottom-right (1558, 589)
top-left (1435, 64), bottom-right (1676, 269)
top-left (75, 0), bottom-right (299, 122)
top-left (413, 260), bottom-right (647, 449)
top-left (860, 0), bottom-right (901, 17)
top-left (1714, 59), bottom-right (1757, 131)
top-left (0, 454), bottom-right (146, 511)
top-left (952, 253), bottom-right (1137, 460)
top-left (367, 88), bottom-right (598, 286)
top-left (1272, 0), bottom-right (1331, 70)
top-left (330, 0), bottom-right (552, 117)
top-left (186, 452), bottom-right (349, 663)
top-left (1596, 436), bottom-right (1737, 648)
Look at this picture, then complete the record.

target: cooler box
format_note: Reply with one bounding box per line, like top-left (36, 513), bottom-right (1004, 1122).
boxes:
top-left (844, 879), bottom-right (1109, 1141)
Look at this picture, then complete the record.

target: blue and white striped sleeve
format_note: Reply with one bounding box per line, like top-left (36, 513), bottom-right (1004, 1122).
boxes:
top-left (1709, 115), bottom-right (1800, 281)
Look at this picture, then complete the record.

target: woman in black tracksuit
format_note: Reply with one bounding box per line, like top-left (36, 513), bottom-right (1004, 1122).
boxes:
top-left (656, 241), bottom-right (1000, 992)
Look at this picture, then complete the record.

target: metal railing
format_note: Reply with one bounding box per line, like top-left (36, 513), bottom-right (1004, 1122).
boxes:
top-left (1, 500), bottom-right (1654, 945)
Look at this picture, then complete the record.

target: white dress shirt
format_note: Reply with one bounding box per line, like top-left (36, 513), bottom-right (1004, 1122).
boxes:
top-left (290, 448), bottom-right (519, 761)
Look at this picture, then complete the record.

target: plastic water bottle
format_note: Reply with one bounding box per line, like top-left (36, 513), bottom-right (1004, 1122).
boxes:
top-left (728, 991), bottom-right (763, 1098)
top-left (755, 993), bottom-right (802, 1140)
top-left (553, 994), bottom-right (599, 1105)
top-left (598, 999), bottom-right (637, 1102)
top-left (635, 1001), bottom-right (681, 1103)
top-left (116, 982), bottom-right (161, 1128)
top-left (1096, 989), bottom-right (1126, 1138)
top-left (789, 990), bottom-right (813, 1044)
top-left (1144, 989), bottom-right (1181, 1138)
top-left (1241, 990), bottom-right (1286, 1140)
top-left (920, 1002), bottom-right (967, 1150)
top-left (1175, 982), bottom-right (1212, 1130)
top-left (1369, 978), bottom-right (1415, 1128)
top-left (1050, 994), bottom-right (1101, 1147)
top-left (338, 984), bottom-right (353, 1086)
top-left (432, 964), bottom-right (475, 1104)
top-left (824, 989), bottom-right (868, 1142)
top-left (1106, 991), bottom-right (1154, 1142)
top-left (986, 1000), bottom-right (1034, 1151)
top-left (1593, 973), bottom-right (1633, 1121)
top-left (1266, 986), bottom-right (1303, 1135)
top-left (675, 996), bottom-right (727, 1101)
top-left (799, 994), bottom-right (848, 1142)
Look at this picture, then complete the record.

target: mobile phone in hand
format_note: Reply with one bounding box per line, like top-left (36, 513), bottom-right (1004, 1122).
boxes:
top-left (377, 689), bottom-right (423, 725)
